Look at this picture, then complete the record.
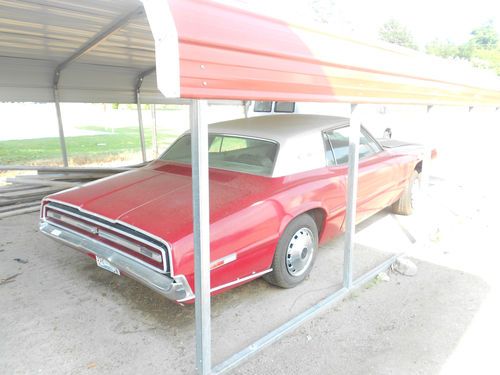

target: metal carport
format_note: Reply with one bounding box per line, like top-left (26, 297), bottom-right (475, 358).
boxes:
top-left (2, 0), bottom-right (500, 374)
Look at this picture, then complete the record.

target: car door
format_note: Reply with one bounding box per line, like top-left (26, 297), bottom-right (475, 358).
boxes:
top-left (324, 125), bottom-right (395, 224)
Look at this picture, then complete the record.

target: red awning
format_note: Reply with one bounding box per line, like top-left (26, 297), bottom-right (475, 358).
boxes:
top-left (144, 0), bottom-right (500, 106)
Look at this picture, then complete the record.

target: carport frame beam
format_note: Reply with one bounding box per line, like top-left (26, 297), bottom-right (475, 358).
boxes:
top-left (190, 99), bottom-right (212, 375)
top-left (53, 88), bottom-right (68, 167)
top-left (343, 103), bottom-right (361, 288)
top-left (135, 67), bottom-right (156, 162)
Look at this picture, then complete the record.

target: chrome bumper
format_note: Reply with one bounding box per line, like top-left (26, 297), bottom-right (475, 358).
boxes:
top-left (40, 220), bottom-right (193, 302)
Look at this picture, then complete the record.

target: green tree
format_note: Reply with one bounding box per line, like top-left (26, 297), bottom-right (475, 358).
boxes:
top-left (426, 39), bottom-right (458, 58)
top-left (473, 49), bottom-right (500, 75)
top-left (378, 19), bottom-right (418, 50)
top-left (421, 21), bottom-right (500, 76)
top-left (426, 39), bottom-right (473, 60)
top-left (470, 20), bottom-right (498, 50)
top-left (457, 42), bottom-right (474, 59)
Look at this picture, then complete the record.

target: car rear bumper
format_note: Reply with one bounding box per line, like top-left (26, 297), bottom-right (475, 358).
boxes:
top-left (40, 220), bottom-right (193, 302)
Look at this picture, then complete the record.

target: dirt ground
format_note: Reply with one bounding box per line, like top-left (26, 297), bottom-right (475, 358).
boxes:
top-left (1, 174), bottom-right (499, 374)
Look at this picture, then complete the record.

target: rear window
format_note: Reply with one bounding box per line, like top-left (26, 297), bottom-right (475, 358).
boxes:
top-left (160, 134), bottom-right (278, 176)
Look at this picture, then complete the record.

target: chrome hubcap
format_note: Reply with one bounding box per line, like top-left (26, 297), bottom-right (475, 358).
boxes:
top-left (286, 227), bottom-right (314, 277)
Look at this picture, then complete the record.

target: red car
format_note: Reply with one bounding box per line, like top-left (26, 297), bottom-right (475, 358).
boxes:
top-left (40, 114), bottom-right (424, 304)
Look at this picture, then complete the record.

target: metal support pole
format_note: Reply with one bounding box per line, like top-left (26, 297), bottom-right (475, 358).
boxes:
top-left (343, 104), bottom-right (361, 289)
top-left (422, 104), bottom-right (435, 193)
top-left (53, 88), bottom-right (69, 167)
top-left (152, 104), bottom-right (159, 158)
top-left (136, 88), bottom-right (147, 162)
top-left (243, 100), bottom-right (250, 118)
top-left (191, 99), bottom-right (212, 375)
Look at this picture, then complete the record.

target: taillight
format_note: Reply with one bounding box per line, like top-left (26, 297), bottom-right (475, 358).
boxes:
top-left (431, 149), bottom-right (438, 160)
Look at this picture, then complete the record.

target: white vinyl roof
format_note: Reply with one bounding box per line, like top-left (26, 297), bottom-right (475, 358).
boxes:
top-left (0, 0), bottom-right (167, 103)
top-left (208, 114), bottom-right (349, 145)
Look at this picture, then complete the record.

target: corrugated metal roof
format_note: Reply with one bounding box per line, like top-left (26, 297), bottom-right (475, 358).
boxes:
top-left (0, 0), bottom-right (161, 103)
top-left (0, 0), bottom-right (499, 105)
top-left (149, 0), bottom-right (500, 106)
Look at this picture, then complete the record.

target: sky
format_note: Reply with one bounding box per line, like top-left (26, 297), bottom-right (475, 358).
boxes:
top-left (221, 0), bottom-right (500, 48)
top-left (329, 0), bottom-right (500, 46)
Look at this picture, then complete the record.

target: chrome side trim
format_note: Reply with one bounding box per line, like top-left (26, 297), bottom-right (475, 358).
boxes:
top-left (40, 220), bottom-right (191, 302)
top-left (210, 269), bottom-right (272, 293)
top-left (210, 253), bottom-right (237, 270)
top-left (44, 199), bottom-right (174, 275)
top-left (177, 269), bottom-right (272, 303)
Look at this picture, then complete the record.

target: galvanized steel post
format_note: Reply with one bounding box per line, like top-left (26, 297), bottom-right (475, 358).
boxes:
top-left (152, 104), bottom-right (159, 158)
top-left (135, 83), bottom-right (147, 163)
top-left (53, 87), bottom-right (69, 167)
top-left (190, 99), bottom-right (212, 375)
top-left (343, 104), bottom-right (361, 289)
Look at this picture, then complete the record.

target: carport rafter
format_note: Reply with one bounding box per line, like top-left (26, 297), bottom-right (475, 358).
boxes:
top-left (52, 6), bottom-right (145, 88)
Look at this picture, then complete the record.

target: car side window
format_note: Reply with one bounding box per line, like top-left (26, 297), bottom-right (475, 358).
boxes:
top-left (324, 126), bottom-right (381, 165)
top-left (323, 133), bottom-right (336, 166)
top-left (324, 128), bottom-right (349, 165)
top-left (360, 127), bottom-right (382, 156)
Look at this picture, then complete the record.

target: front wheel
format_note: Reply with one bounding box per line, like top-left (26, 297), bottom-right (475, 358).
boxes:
top-left (264, 214), bottom-right (318, 288)
top-left (391, 170), bottom-right (421, 215)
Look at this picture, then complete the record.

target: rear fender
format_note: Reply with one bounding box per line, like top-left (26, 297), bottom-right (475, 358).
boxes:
top-left (278, 202), bottom-right (328, 238)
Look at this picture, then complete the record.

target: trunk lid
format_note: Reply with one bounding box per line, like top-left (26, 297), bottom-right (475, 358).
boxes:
top-left (47, 161), bottom-right (273, 243)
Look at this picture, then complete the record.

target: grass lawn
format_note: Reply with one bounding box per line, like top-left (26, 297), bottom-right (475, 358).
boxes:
top-left (0, 125), bottom-right (179, 165)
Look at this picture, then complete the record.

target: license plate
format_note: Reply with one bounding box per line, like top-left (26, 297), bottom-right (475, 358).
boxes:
top-left (96, 256), bottom-right (120, 276)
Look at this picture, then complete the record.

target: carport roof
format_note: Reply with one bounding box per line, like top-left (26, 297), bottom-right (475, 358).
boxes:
top-left (152, 0), bottom-right (500, 106)
top-left (0, 0), bottom-right (163, 103)
top-left (1, 0), bottom-right (500, 105)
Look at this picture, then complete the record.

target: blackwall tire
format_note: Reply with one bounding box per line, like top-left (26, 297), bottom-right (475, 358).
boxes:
top-left (264, 214), bottom-right (318, 288)
top-left (391, 170), bottom-right (421, 216)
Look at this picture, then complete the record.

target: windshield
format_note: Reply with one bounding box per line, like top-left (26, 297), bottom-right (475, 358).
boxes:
top-left (160, 134), bottom-right (278, 176)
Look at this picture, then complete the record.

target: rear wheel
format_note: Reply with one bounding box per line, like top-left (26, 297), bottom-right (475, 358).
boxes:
top-left (264, 214), bottom-right (318, 288)
top-left (391, 170), bottom-right (421, 215)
